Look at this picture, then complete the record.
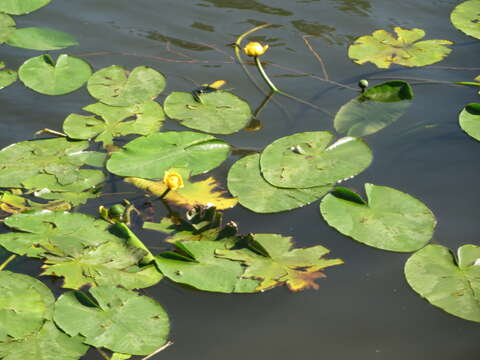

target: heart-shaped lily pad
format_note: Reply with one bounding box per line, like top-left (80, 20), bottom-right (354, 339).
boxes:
top-left (334, 81), bottom-right (413, 137)
top-left (348, 27), bottom-right (453, 69)
top-left (54, 286), bottom-right (170, 355)
top-left (107, 131), bottom-right (230, 179)
top-left (451, 0), bottom-right (480, 40)
top-left (19, 54), bottom-right (92, 95)
top-left (228, 154), bottom-right (331, 213)
top-left (164, 91), bottom-right (251, 134)
top-left (63, 101), bottom-right (165, 146)
top-left (405, 244), bottom-right (480, 322)
top-left (320, 184), bottom-right (436, 252)
top-left (0, 0), bottom-right (51, 15)
top-left (87, 65), bottom-right (166, 106)
top-left (260, 131), bottom-right (372, 188)
top-left (459, 103), bottom-right (480, 141)
top-left (0, 14), bottom-right (15, 43)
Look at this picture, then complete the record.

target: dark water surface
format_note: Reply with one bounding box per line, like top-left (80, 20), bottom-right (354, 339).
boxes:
top-left (2, 0), bottom-right (480, 359)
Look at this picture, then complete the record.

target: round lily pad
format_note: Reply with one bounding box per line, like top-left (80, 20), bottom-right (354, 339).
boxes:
top-left (6, 27), bottom-right (78, 50)
top-left (54, 286), bottom-right (170, 355)
top-left (260, 131), bottom-right (372, 188)
top-left (0, 14), bottom-right (15, 43)
top-left (0, 271), bottom-right (55, 340)
top-left (451, 0), bottom-right (480, 40)
top-left (405, 244), bottom-right (480, 322)
top-left (228, 154), bottom-right (331, 213)
top-left (87, 65), bottom-right (166, 106)
top-left (164, 91), bottom-right (251, 134)
top-left (348, 27), bottom-right (453, 69)
top-left (106, 131), bottom-right (230, 179)
top-left (320, 184), bottom-right (436, 252)
top-left (19, 54), bottom-right (92, 95)
top-left (459, 103), bottom-right (480, 141)
top-left (334, 81), bottom-right (413, 137)
top-left (0, 0), bottom-right (51, 15)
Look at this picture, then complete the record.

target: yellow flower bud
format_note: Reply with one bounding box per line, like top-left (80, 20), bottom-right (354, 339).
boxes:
top-left (163, 170), bottom-right (184, 191)
top-left (243, 41), bottom-right (269, 57)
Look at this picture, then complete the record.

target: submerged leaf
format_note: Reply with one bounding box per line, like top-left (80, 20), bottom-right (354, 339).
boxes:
top-left (405, 244), bottom-right (480, 322)
top-left (260, 131), bottom-right (372, 188)
top-left (87, 65), bottom-right (166, 106)
top-left (320, 184), bottom-right (436, 252)
top-left (334, 81), bottom-right (413, 137)
top-left (0, 0), bottom-right (52, 15)
top-left (107, 131), bottom-right (230, 178)
top-left (216, 234), bottom-right (343, 291)
top-left (164, 91), bottom-right (251, 134)
top-left (459, 103), bottom-right (480, 141)
top-left (6, 27), bottom-right (78, 51)
top-left (54, 286), bottom-right (170, 355)
top-left (19, 54), bottom-right (91, 95)
top-left (348, 27), bottom-right (452, 68)
top-left (63, 101), bottom-right (165, 146)
top-left (451, 0), bottom-right (480, 40)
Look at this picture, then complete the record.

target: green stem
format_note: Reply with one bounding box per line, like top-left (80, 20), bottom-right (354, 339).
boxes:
top-left (254, 57), bottom-right (279, 93)
top-left (35, 128), bottom-right (67, 137)
top-left (159, 188), bottom-right (171, 199)
top-left (114, 222), bottom-right (154, 265)
top-left (95, 348), bottom-right (110, 360)
top-left (0, 254), bottom-right (16, 271)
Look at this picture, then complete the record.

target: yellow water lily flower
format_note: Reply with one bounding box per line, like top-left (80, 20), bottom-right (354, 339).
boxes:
top-left (163, 170), bottom-right (184, 191)
top-left (243, 41), bottom-right (269, 57)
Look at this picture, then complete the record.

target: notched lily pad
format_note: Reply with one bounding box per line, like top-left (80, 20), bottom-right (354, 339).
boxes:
top-left (6, 27), bottom-right (78, 51)
top-left (63, 101), bottom-right (165, 146)
top-left (260, 131), bottom-right (372, 188)
top-left (19, 54), bottom-right (92, 95)
top-left (106, 131), bottom-right (230, 179)
top-left (228, 154), bottom-right (331, 213)
top-left (405, 244), bottom-right (480, 322)
top-left (0, 0), bottom-right (52, 15)
top-left (216, 233), bottom-right (343, 292)
top-left (451, 0), bottom-right (480, 40)
top-left (54, 286), bottom-right (170, 355)
top-left (334, 81), bottom-right (413, 137)
top-left (87, 65), bottom-right (166, 106)
top-left (348, 27), bottom-right (452, 68)
top-left (459, 103), bottom-right (480, 141)
top-left (164, 91), bottom-right (251, 134)
top-left (320, 184), bottom-right (436, 252)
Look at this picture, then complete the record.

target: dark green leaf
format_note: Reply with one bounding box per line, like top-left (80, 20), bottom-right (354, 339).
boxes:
top-left (459, 103), bottom-right (480, 141)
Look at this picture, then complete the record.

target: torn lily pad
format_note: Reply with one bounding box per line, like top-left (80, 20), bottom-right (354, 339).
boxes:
top-left (63, 101), bottom-right (164, 146)
top-left (87, 65), bottom-right (166, 106)
top-left (228, 154), bottom-right (331, 213)
top-left (216, 234), bottom-right (343, 291)
top-left (54, 286), bottom-right (170, 355)
top-left (405, 244), bottom-right (480, 322)
top-left (164, 91), bottom-right (251, 134)
top-left (320, 184), bottom-right (436, 252)
top-left (459, 103), bottom-right (480, 141)
top-left (348, 27), bottom-right (452, 68)
top-left (260, 131), bottom-right (372, 188)
top-left (451, 0), bottom-right (480, 40)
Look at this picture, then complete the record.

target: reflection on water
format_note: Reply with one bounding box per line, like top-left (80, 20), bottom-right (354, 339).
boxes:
top-left (191, 21), bottom-right (215, 33)
top-left (200, 0), bottom-right (292, 16)
top-left (145, 31), bottom-right (212, 51)
top-left (291, 19), bottom-right (354, 45)
top-left (298, 0), bottom-right (371, 16)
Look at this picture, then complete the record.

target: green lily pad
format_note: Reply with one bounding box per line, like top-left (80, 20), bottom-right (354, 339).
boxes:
top-left (216, 234), bottom-right (343, 292)
top-left (0, 137), bottom-right (102, 189)
top-left (0, 321), bottom-right (88, 360)
top-left (87, 65), bottom-right (166, 106)
top-left (106, 131), bottom-right (230, 179)
top-left (0, 271), bottom-right (55, 341)
top-left (6, 28), bottom-right (78, 51)
top-left (260, 131), bottom-right (372, 188)
top-left (334, 81), bottom-right (413, 137)
top-left (164, 91), bottom-right (251, 134)
top-left (0, 0), bottom-right (52, 15)
top-left (54, 286), bottom-right (170, 355)
top-left (63, 101), bottom-right (164, 146)
top-left (451, 0), bottom-right (480, 39)
top-left (348, 27), bottom-right (453, 69)
top-left (0, 14), bottom-right (15, 43)
top-left (155, 240), bottom-right (259, 293)
top-left (19, 54), bottom-right (92, 95)
top-left (35, 189), bottom-right (100, 207)
top-left (22, 170), bottom-right (105, 193)
top-left (320, 184), bottom-right (436, 252)
top-left (0, 61), bottom-right (17, 90)
top-left (459, 103), bottom-right (480, 141)
top-left (405, 244), bottom-right (480, 322)
top-left (228, 154), bottom-right (331, 213)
